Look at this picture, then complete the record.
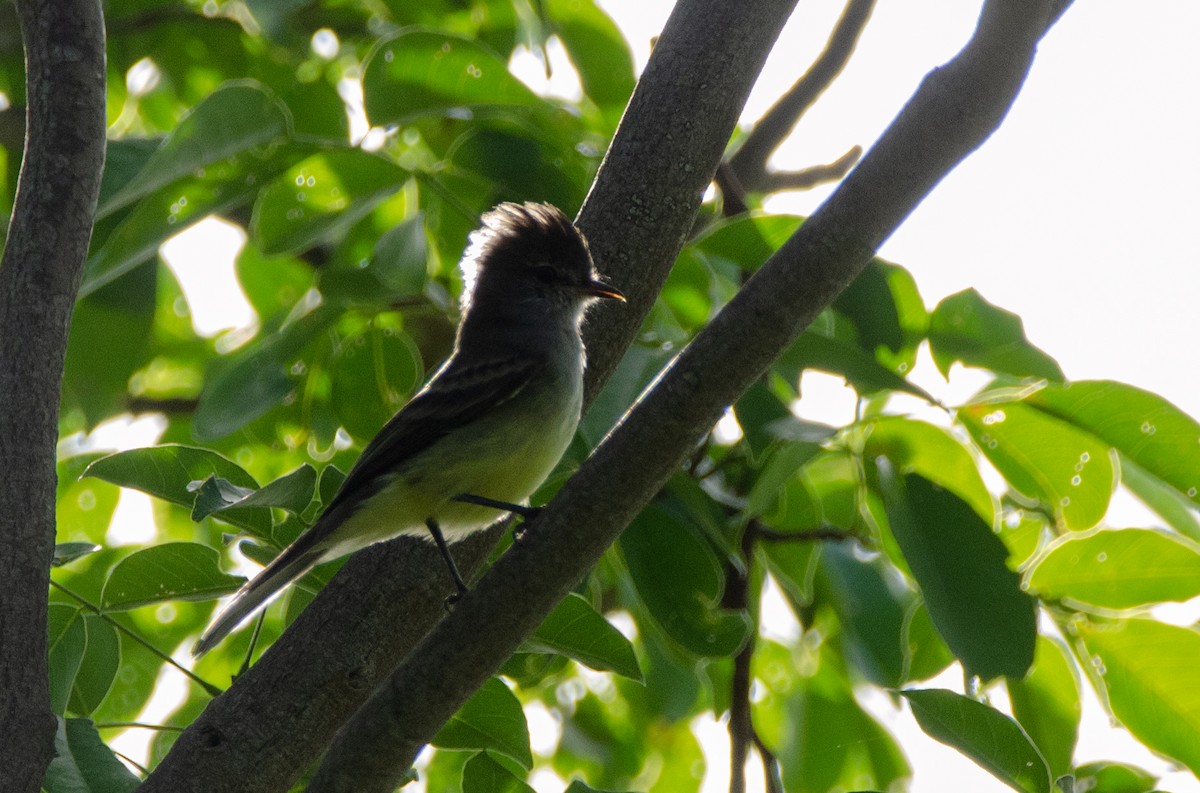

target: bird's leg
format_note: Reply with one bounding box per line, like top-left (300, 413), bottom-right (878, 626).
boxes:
top-left (425, 517), bottom-right (469, 607)
top-left (452, 493), bottom-right (542, 541)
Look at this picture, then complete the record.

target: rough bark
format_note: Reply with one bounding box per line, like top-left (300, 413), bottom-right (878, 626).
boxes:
top-left (306, 1), bottom-right (1064, 791)
top-left (0, 2), bottom-right (106, 792)
top-left (137, 1), bottom-right (800, 791)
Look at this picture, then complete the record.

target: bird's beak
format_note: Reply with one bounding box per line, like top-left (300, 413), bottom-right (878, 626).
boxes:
top-left (583, 279), bottom-right (626, 302)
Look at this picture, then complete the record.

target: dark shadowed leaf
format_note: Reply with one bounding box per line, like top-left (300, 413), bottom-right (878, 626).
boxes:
top-left (433, 677), bottom-right (532, 770)
top-left (619, 503), bottom-right (751, 657)
top-left (877, 465), bottom-right (1035, 680)
top-left (48, 605), bottom-right (87, 715)
top-left (525, 593), bottom-right (642, 682)
top-left (42, 717), bottom-right (140, 793)
top-left (68, 616), bottom-right (122, 717)
top-left (461, 751), bottom-right (535, 793)
top-left (903, 688), bottom-right (1050, 793)
top-left (928, 289), bottom-right (1063, 381)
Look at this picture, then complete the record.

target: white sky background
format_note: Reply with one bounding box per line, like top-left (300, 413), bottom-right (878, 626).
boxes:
top-left (136, 2), bottom-right (1200, 791)
top-left (591, 2), bottom-right (1200, 792)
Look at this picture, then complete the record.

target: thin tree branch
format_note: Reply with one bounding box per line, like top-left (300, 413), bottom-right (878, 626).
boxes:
top-left (760, 145), bottom-right (863, 193)
top-left (727, 528), bottom-right (757, 793)
top-left (305, 3), bottom-right (1065, 791)
top-left (729, 0), bottom-right (877, 190)
top-left (138, 2), bottom-right (802, 791)
top-left (0, 1), bottom-right (106, 790)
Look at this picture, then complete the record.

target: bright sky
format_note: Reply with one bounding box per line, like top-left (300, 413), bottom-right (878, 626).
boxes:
top-left (135, 2), bottom-right (1200, 790)
top-left (589, 1), bottom-right (1200, 792)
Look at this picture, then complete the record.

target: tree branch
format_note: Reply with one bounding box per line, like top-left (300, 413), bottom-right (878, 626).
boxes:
top-left (0, 1), bottom-right (106, 790)
top-left (139, 2), bottom-right (801, 791)
top-left (305, 2), bottom-right (1065, 791)
top-left (729, 0), bottom-right (877, 191)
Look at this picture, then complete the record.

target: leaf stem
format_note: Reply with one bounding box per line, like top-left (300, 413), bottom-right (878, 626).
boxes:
top-left (49, 579), bottom-right (223, 697)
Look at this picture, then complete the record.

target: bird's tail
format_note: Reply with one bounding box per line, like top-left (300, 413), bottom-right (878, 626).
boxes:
top-left (192, 538), bottom-right (326, 657)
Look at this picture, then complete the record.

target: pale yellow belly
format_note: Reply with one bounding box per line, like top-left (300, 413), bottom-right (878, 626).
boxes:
top-left (319, 380), bottom-right (579, 557)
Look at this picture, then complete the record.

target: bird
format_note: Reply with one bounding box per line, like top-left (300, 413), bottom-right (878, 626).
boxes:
top-left (193, 202), bottom-right (624, 656)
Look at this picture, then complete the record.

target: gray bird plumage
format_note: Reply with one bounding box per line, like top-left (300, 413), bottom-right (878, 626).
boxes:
top-left (193, 202), bottom-right (623, 656)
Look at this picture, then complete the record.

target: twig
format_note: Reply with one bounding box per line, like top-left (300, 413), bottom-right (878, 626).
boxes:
top-left (760, 145), bottom-right (863, 192)
top-left (97, 722), bottom-right (186, 732)
top-left (729, 0), bottom-right (877, 189)
top-left (753, 525), bottom-right (858, 543)
top-left (49, 580), bottom-right (223, 697)
top-left (752, 729), bottom-right (784, 793)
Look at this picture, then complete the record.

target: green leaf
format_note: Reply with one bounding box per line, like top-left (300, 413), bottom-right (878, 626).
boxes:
top-left (54, 543), bottom-right (102, 568)
top-left (82, 84), bottom-right (298, 297)
top-left (780, 332), bottom-right (934, 402)
top-left (833, 259), bottom-right (928, 369)
top-left (543, 0), bottom-right (635, 115)
top-left (193, 303), bottom-right (337, 441)
top-left (84, 444), bottom-right (269, 536)
top-left (1028, 380), bottom-right (1200, 506)
top-left (64, 262), bottom-right (157, 427)
top-left (689, 213), bottom-right (803, 272)
top-left (250, 149), bottom-right (406, 256)
top-left (1120, 454), bottom-right (1200, 542)
top-left (960, 399), bottom-right (1114, 531)
top-left (524, 593), bottom-right (642, 682)
top-left (1028, 529), bottom-right (1200, 610)
top-left (928, 289), bottom-right (1063, 381)
top-left (68, 616), bottom-right (121, 717)
top-left (43, 717), bottom-right (140, 793)
top-left (102, 542), bottom-right (245, 611)
top-left (563, 781), bottom-right (639, 793)
top-left (1007, 637), bottom-right (1080, 778)
top-left (619, 502), bottom-right (751, 657)
top-left (330, 325), bottom-right (423, 441)
top-left (369, 213), bottom-right (429, 297)
top-left (759, 644), bottom-right (909, 793)
top-left (190, 464), bottom-right (318, 522)
top-left (1076, 617), bottom-right (1200, 776)
top-left (902, 688), bottom-right (1051, 793)
top-left (461, 751), bottom-right (535, 793)
top-left (363, 29), bottom-right (546, 126)
top-left (1072, 762), bottom-right (1158, 793)
top-left (743, 439), bottom-right (824, 521)
top-left (433, 677), bottom-right (532, 770)
top-left (877, 465), bottom-right (1035, 680)
top-left (864, 416), bottom-right (993, 523)
top-left (48, 605), bottom-right (87, 715)
top-left (816, 543), bottom-right (911, 688)
top-left (98, 81), bottom-right (291, 217)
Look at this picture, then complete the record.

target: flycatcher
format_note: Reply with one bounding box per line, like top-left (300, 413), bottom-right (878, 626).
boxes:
top-left (193, 202), bottom-right (623, 656)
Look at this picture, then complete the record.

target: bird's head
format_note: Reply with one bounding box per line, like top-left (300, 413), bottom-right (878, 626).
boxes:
top-left (459, 203), bottom-right (624, 324)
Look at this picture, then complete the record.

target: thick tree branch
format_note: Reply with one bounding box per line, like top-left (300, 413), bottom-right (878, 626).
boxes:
top-left (0, 1), bottom-right (106, 791)
top-left (139, 2), bottom-right (800, 791)
top-left (729, 0), bottom-right (876, 191)
top-left (306, 2), bottom-right (1065, 790)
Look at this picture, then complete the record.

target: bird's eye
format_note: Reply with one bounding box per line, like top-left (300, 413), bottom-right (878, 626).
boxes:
top-left (532, 265), bottom-right (556, 284)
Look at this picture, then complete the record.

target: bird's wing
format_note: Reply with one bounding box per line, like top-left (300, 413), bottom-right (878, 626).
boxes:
top-left (324, 353), bottom-right (545, 513)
